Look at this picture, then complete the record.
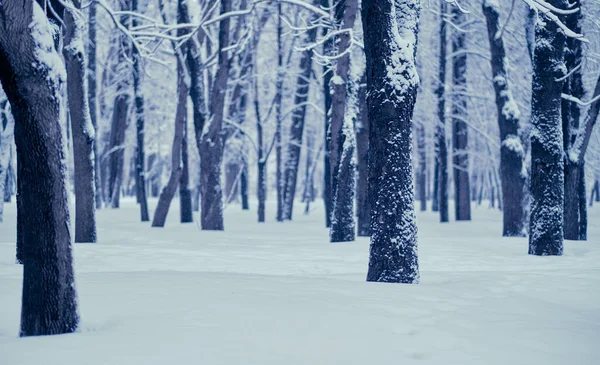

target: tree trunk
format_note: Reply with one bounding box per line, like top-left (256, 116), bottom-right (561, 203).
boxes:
top-left (282, 25), bottom-right (318, 220)
top-left (274, 2), bottom-right (284, 222)
top-left (200, 0), bottom-right (231, 230)
top-left (179, 116), bottom-right (193, 223)
top-left (451, 5), bottom-right (471, 221)
top-left (436, 0), bottom-right (449, 223)
top-left (224, 159), bottom-right (241, 204)
top-left (87, 0), bottom-right (102, 210)
top-left (416, 122), bottom-right (427, 212)
top-left (528, 1), bottom-right (566, 256)
top-left (151, 57), bottom-right (187, 227)
top-left (0, 105), bottom-right (14, 222)
top-left (240, 161), bottom-right (249, 210)
top-left (355, 75), bottom-right (370, 236)
top-left (321, 0), bottom-right (334, 228)
top-left (64, 0), bottom-right (97, 243)
top-left (482, 1), bottom-right (526, 236)
top-left (131, 0), bottom-right (150, 222)
top-left (107, 3), bottom-right (132, 209)
top-left (591, 180), bottom-right (600, 205)
top-left (363, 0), bottom-right (420, 284)
top-left (0, 0), bottom-right (79, 335)
top-left (328, 0), bottom-right (358, 231)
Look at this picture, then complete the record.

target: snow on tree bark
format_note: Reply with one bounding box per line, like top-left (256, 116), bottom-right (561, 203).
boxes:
top-left (87, 0), bottom-right (102, 210)
top-left (528, 0), bottom-right (567, 256)
top-left (64, 0), bottom-right (97, 243)
top-left (321, 0), bottom-right (334, 228)
top-left (200, 0), bottom-right (231, 230)
top-left (363, 0), bottom-right (420, 283)
top-left (355, 74), bottom-right (370, 237)
top-left (482, 0), bottom-right (526, 237)
top-left (282, 24), bottom-right (318, 221)
top-left (451, 5), bottom-right (471, 221)
top-left (0, 0), bottom-right (79, 335)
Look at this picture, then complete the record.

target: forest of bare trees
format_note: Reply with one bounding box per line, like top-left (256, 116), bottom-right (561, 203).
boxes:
top-left (1, 0), bottom-right (600, 342)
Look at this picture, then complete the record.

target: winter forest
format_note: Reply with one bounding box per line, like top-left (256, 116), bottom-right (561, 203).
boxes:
top-left (0, 0), bottom-right (599, 363)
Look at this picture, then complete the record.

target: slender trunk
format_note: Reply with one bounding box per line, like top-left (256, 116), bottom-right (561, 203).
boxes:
top-left (0, 0), bottom-right (79, 335)
top-left (416, 122), bottom-right (427, 211)
top-left (436, 0), bottom-right (449, 222)
top-left (482, 1), bottom-right (526, 236)
top-left (591, 180), bottom-right (600, 205)
top-left (282, 25), bottom-right (318, 220)
top-left (275, 2), bottom-right (284, 222)
top-left (240, 161), bottom-right (249, 210)
top-left (451, 5), bottom-right (471, 221)
top-left (151, 56), bottom-right (187, 227)
top-left (224, 159), bottom-right (241, 204)
top-left (200, 0), bottom-right (231, 230)
top-left (528, 1), bottom-right (566, 256)
top-left (356, 75), bottom-right (370, 236)
top-left (87, 0), bottom-right (102, 210)
top-left (321, 0), bottom-right (333, 228)
top-left (0, 108), bottom-right (13, 222)
top-left (180, 116), bottom-right (193, 223)
top-left (363, 0), bottom-right (421, 283)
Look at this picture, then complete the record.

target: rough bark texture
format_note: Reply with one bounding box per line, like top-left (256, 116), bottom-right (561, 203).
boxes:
top-left (363, 0), bottom-right (420, 283)
top-left (355, 76), bottom-right (370, 236)
top-left (200, 0), bottom-right (231, 230)
top-left (528, 1), bottom-right (566, 256)
top-left (451, 6), bottom-right (471, 221)
top-left (0, 0), bottom-right (79, 335)
top-left (131, 0), bottom-right (150, 222)
top-left (482, 1), bottom-right (526, 237)
top-left (64, 0), bottom-right (97, 243)
top-left (434, 0), bottom-right (448, 222)
top-left (107, 2), bottom-right (132, 209)
top-left (321, 0), bottom-right (334, 228)
top-left (87, 0), bottom-right (102, 210)
top-left (282, 25), bottom-right (318, 220)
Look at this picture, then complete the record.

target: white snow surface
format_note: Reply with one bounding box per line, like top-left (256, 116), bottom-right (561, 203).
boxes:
top-left (1, 199), bottom-right (599, 365)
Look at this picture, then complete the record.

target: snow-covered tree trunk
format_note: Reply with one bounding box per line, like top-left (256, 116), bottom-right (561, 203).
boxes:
top-left (416, 121), bottom-right (427, 212)
top-left (562, 2), bottom-right (585, 240)
top-left (321, 0), bottom-right (334, 228)
top-left (64, 0), bottom-right (97, 243)
top-left (107, 2), bottom-right (132, 209)
top-left (364, 0), bottom-right (420, 283)
top-left (180, 115), bottom-right (193, 223)
top-left (528, 1), bottom-right (567, 256)
top-left (482, 0), bottom-right (526, 237)
top-left (282, 25), bottom-right (318, 220)
top-left (87, 0), bottom-right (102, 210)
top-left (355, 75), bottom-right (370, 236)
top-left (451, 6), bottom-right (471, 221)
top-left (275, 2), bottom-right (284, 222)
top-left (435, 0), bottom-right (449, 223)
top-left (200, 0), bottom-right (231, 230)
top-left (131, 0), bottom-right (150, 222)
top-left (0, 0), bottom-right (79, 335)
top-left (330, 75), bottom-right (357, 243)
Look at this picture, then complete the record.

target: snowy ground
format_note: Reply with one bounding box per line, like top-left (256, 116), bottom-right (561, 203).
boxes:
top-left (0, 198), bottom-right (599, 365)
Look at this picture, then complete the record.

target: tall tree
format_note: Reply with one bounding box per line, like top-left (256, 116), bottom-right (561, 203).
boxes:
top-left (282, 24), bottom-right (318, 220)
top-left (275, 2), bottom-right (284, 222)
top-left (131, 0), bottom-right (150, 222)
top-left (355, 74), bottom-right (370, 236)
top-left (0, 0), bottom-right (79, 335)
top-left (64, 0), bottom-right (97, 243)
top-left (434, 0), bottom-right (449, 223)
top-left (528, 1), bottom-right (567, 256)
top-left (363, 0), bottom-right (420, 283)
top-left (200, 0), bottom-right (231, 230)
top-left (87, 0), bottom-right (103, 210)
top-left (451, 5), bottom-right (471, 221)
top-left (482, 0), bottom-right (526, 237)
top-left (321, 0), bottom-right (334, 228)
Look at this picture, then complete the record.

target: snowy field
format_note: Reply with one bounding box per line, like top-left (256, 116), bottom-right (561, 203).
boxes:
top-left (0, 199), bottom-right (599, 365)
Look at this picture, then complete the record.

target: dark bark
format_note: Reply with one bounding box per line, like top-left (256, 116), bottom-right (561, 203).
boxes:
top-left (416, 122), bottom-right (427, 212)
top-left (451, 5), bottom-right (471, 221)
top-left (355, 75), bottom-right (370, 236)
top-left (591, 180), bottom-right (600, 205)
top-left (131, 0), bottom-right (150, 222)
top-left (200, 0), bottom-right (231, 230)
top-left (64, 0), bottom-right (97, 242)
top-left (151, 56), bottom-right (187, 227)
top-left (0, 0), bottom-right (79, 335)
top-left (180, 116), bottom-right (193, 223)
top-left (363, 0), bottom-right (420, 283)
top-left (240, 161), bottom-right (249, 210)
top-left (275, 2), bottom-right (284, 222)
top-left (482, 1), bottom-right (526, 236)
top-left (16, 156), bottom-right (23, 264)
top-left (435, 0), bottom-right (448, 223)
top-left (87, 0), bottom-right (102, 210)
top-left (321, 0), bottom-right (333, 228)
top-left (528, 1), bottom-right (566, 256)
top-left (107, 2), bottom-right (132, 209)
top-left (282, 25), bottom-right (318, 220)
